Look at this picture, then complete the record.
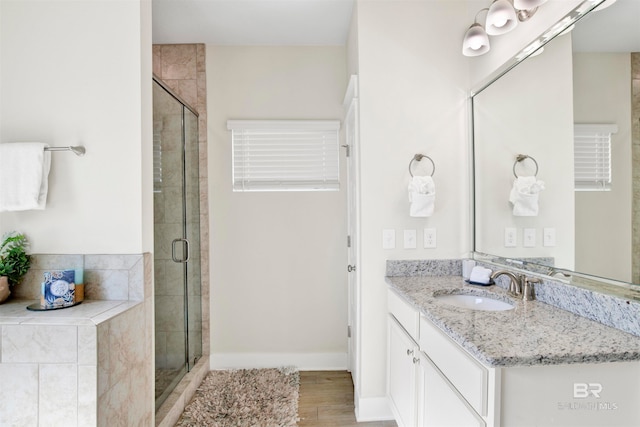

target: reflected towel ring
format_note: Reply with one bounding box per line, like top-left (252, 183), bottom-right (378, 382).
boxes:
top-left (513, 154), bottom-right (538, 178)
top-left (409, 154), bottom-right (435, 177)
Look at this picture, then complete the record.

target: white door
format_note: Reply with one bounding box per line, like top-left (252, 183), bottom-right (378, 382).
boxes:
top-left (343, 75), bottom-right (360, 390)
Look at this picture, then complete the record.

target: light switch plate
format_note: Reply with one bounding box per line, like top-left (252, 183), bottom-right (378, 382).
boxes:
top-left (424, 228), bottom-right (436, 248)
top-left (403, 229), bottom-right (417, 249)
top-left (505, 227), bottom-right (517, 247)
top-left (523, 228), bottom-right (536, 248)
top-left (382, 229), bottom-right (395, 249)
top-left (543, 228), bottom-right (556, 247)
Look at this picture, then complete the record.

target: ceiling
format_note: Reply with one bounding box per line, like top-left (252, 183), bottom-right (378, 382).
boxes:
top-left (152, 0), bottom-right (356, 45)
top-left (152, 0), bottom-right (639, 49)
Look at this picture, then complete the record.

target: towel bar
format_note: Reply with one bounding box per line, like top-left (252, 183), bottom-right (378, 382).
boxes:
top-left (513, 154), bottom-right (538, 178)
top-left (44, 146), bottom-right (86, 156)
top-left (409, 153), bottom-right (435, 177)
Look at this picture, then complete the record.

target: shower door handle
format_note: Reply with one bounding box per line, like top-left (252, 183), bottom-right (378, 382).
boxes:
top-left (171, 238), bottom-right (191, 263)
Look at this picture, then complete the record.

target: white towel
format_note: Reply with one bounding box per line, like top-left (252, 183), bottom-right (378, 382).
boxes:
top-left (0, 142), bottom-right (51, 212)
top-left (408, 176), bottom-right (435, 217)
top-left (509, 176), bottom-right (544, 216)
top-left (469, 266), bottom-right (492, 284)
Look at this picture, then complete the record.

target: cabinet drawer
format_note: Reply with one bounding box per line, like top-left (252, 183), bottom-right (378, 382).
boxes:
top-left (388, 289), bottom-right (419, 340)
top-left (419, 316), bottom-right (487, 416)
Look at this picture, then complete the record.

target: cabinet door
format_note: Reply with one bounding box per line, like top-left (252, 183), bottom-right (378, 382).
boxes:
top-left (418, 352), bottom-right (485, 427)
top-left (388, 316), bottom-right (419, 427)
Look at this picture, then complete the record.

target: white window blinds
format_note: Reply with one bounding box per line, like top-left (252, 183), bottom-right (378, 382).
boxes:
top-left (574, 124), bottom-right (617, 191)
top-left (227, 120), bottom-right (341, 192)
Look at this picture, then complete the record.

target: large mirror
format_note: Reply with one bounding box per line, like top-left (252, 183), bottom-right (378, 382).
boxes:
top-left (472, 0), bottom-right (640, 291)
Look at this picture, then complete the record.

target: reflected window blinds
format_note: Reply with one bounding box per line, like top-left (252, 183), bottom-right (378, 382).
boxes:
top-left (574, 124), bottom-right (618, 191)
top-left (228, 120), bottom-right (341, 192)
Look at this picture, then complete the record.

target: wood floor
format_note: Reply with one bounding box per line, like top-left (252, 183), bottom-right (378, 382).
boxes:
top-left (298, 371), bottom-right (397, 427)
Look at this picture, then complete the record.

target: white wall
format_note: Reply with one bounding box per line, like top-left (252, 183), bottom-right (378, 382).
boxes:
top-left (573, 53), bottom-right (632, 282)
top-left (206, 46), bottom-right (349, 369)
top-left (0, 0), bottom-right (153, 254)
top-left (352, 0), bottom-right (471, 418)
top-left (473, 35), bottom-right (575, 268)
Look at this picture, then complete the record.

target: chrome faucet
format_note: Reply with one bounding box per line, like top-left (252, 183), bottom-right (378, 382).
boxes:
top-left (490, 270), bottom-right (524, 297)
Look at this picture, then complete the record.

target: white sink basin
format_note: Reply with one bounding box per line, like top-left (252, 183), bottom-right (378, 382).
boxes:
top-left (435, 294), bottom-right (514, 311)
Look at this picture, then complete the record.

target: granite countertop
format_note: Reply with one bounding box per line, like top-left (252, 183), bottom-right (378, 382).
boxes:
top-left (0, 299), bottom-right (140, 326)
top-left (387, 275), bottom-right (640, 368)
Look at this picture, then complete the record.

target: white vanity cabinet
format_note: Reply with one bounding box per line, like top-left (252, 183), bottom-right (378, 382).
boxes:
top-left (388, 316), bottom-right (419, 427)
top-left (387, 289), bottom-right (420, 427)
top-left (388, 288), bottom-right (486, 427)
top-left (417, 352), bottom-right (485, 427)
top-left (418, 316), bottom-right (490, 427)
top-left (388, 286), bottom-right (640, 427)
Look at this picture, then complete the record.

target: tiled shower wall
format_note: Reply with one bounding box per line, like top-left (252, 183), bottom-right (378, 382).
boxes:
top-left (633, 53), bottom-right (639, 283)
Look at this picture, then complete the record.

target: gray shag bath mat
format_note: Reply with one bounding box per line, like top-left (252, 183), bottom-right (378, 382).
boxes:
top-left (175, 367), bottom-right (300, 427)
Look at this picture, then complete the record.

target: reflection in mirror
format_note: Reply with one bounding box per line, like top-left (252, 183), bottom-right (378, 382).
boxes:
top-left (472, 0), bottom-right (640, 289)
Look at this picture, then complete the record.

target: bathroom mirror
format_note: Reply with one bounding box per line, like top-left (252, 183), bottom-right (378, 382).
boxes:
top-left (472, 0), bottom-right (640, 291)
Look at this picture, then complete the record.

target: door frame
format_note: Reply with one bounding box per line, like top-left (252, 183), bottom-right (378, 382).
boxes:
top-left (343, 74), bottom-right (361, 392)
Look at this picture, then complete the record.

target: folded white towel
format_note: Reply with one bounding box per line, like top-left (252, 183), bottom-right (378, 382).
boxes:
top-left (509, 176), bottom-right (544, 216)
top-left (408, 176), bottom-right (435, 217)
top-left (469, 266), bottom-right (492, 284)
top-left (0, 142), bottom-right (51, 212)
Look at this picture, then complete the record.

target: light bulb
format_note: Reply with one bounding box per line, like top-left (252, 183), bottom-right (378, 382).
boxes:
top-left (486, 0), bottom-right (518, 35)
top-left (462, 23), bottom-right (490, 57)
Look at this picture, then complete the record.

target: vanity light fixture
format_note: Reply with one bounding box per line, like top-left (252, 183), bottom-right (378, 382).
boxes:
top-left (513, 0), bottom-right (547, 10)
top-left (462, 9), bottom-right (491, 57)
top-left (514, 0), bottom-right (547, 21)
top-left (463, 0), bottom-right (548, 57)
top-left (486, 0), bottom-right (518, 35)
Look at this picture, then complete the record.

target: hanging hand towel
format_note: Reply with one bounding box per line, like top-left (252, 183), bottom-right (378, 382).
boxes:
top-left (408, 175), bottom-right (435, 217)
top-left (509, 176), bottom-right (544, 216)
top-left (0, 142), bottom-right (51, 212)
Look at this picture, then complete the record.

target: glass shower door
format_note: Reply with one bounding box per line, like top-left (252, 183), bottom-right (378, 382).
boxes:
top-left (152, 79), bottom-right (202, 410)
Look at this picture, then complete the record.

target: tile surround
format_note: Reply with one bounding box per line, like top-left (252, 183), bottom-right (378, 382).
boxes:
top-left (0, 253), bottom-right (153, 426)
top-left (16, 254), bottom-right (146, 301)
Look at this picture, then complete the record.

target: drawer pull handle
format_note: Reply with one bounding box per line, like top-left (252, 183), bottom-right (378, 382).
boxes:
top-left (413, 357), bottom-right (420, 365)
top-left (407, 349), bottom-right (414, 356)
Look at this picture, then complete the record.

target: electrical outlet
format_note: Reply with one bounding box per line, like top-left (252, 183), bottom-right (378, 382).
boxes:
top-left (523, 228), bottom-right (536, 248)
top-left (382, 229), bottom-right (395, 249)
top-left (403, 230), bottom-right (417, 249)
top-left (543, 228), bottom-right (556, 247)
top-left (424, 228), bottom-right (436, 248)
top-left (505, 227), bottom-right (517, 247)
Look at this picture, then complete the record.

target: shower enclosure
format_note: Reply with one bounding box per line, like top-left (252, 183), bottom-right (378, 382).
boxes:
top-left (152, 77), bottom-right (202, 410)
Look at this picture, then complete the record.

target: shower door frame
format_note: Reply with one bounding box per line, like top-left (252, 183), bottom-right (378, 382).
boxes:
top-left (152, 76), bottom-right (203, 410)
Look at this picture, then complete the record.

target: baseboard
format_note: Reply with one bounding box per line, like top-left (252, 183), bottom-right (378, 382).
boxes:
top-left (210, 352), bottom-right (348, 371)
top-left (354, 391), bottom-right (394, 422)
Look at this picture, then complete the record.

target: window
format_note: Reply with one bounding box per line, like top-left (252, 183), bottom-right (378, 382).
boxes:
top-left (574, 124), bottom-right (617, 191)
top-left (227, 120), bottom-right (341, 192)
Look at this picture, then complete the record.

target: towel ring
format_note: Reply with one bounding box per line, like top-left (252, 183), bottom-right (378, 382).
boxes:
top-left (409, 154), bottom-right (435, 177)
top-left (513, 154), bottom-right (538, 178)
